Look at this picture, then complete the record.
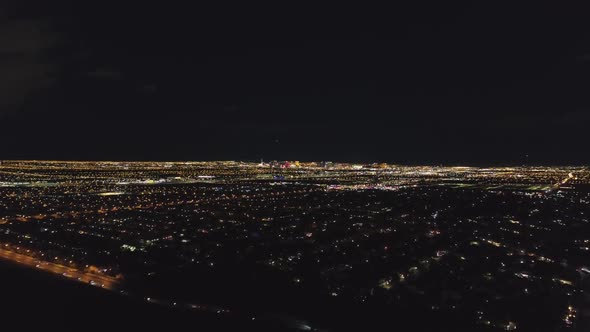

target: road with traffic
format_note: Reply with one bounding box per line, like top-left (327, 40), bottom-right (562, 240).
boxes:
top-left (0, 247), bottom-right (119, 290)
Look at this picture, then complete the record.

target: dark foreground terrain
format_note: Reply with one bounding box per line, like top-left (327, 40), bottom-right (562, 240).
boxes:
top-left (0, 261), bottom-right (281, 331)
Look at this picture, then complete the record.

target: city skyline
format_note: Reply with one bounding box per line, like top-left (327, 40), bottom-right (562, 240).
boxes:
top-left (0, 160), bottom-right (588, 331)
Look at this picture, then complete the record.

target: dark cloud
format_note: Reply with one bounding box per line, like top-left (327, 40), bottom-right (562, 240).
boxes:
top-left (0, 3), bottom-right (589, 163)
top-left (0, 18), bottom-right (59, 116)
top-left (86, 68), bottom-right (124, 80)
top-left (557, 110), bottom-right (590, 127)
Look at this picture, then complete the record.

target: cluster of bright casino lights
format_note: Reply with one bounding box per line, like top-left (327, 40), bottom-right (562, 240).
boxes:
top-left (0, 160), bottom-right (589, 331)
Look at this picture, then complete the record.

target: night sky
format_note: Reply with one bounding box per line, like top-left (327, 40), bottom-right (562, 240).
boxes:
top-left (1, 2), bottom-right (589, 164)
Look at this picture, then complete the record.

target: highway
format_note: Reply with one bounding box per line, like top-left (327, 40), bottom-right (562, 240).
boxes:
top-left (546, 172), bottom-right (575, 193)
top-left (0, 247), bottom-right (119, 290)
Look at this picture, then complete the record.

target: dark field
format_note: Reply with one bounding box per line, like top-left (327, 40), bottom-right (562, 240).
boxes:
top-left (0, 260), bottom-right (275, 331)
